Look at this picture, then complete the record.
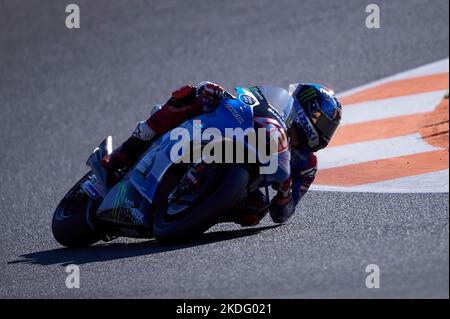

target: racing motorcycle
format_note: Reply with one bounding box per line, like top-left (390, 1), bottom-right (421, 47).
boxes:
top-left (52, 85), bottom-right (294, 247)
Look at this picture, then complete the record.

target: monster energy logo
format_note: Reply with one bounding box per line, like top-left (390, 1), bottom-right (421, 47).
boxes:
top-left (112, 182), bottom-right (127, 222)
top-left (298, 87), bottom-right (317, 103)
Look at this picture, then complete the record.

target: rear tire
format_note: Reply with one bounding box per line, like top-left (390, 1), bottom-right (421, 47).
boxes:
top-left (153, 165), bottom-right (249, 243)
top-left (52, 173), bottom-right (101, 248)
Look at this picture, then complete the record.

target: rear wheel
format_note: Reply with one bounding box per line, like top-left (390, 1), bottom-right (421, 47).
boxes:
top-left (153, 165), bottom-right (250, 243)
top-left (52, 173), bottom-right (101, 247)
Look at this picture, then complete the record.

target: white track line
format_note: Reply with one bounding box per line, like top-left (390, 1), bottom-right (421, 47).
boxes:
top-left (341, 90), bottom-right (447, 125)
top-left (317, 133), bottom-right (441, 170)
top-left (310, 170), bottom-right (449, 193)
top-left (363, 169), bottom-right (449, 192)
top-left (337, 58), bottom-right (449, 98)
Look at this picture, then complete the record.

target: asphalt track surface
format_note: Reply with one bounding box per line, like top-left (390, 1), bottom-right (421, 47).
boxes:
top-left (0, 0), bottom-right (448, 298)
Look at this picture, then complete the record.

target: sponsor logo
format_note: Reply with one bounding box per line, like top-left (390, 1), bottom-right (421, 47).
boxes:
top-left (112, 182), bottom-right (127, 221)
top-left (267, 107), bottom-right (287, 131)
top-left (293, 104), bottom-right (319, 143)
top-left (238, 94), bottom-right (257, 106)
top-left (252, 90), bottom-right (264, 101)
top-left (225, 103), bottom-right (245, 124)
top-left (122, 198), bottom-right (134, 209)
top-left (319, 86), bottom-right (334, 96)
top-left (298, 87), bottom-right (317, 103)
top-left (130, 208), bottom-right (146, 225)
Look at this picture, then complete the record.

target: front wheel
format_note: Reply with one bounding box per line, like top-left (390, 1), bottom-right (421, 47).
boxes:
top-left (52, 173), bottom-right (101, 248)
top-left (153, 165), bottom-right (250, 243)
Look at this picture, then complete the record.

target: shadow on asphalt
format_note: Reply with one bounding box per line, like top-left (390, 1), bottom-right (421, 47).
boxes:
top-left (8, 225), bottom-right (281, 266)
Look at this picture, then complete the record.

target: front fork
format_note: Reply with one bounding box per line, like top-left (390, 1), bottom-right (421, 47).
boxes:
top-left (86, 136), bottom-right (113, 197)
top-left (83, 136), bottom-right (119, 241)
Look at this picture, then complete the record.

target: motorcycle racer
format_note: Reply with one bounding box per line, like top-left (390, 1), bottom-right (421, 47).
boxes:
top-left (101, 81), bottom-right (341, 226)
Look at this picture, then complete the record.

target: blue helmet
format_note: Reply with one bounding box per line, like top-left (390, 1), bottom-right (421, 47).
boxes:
top-left (289, 83), bottom-right (342, 152)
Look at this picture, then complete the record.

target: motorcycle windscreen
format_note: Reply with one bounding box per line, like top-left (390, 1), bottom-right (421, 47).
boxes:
top-left (257, 85), bottom-right (294, 127)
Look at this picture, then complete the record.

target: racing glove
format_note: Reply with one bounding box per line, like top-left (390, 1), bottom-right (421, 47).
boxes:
top-left (196, 81), bottom-right (225, 112)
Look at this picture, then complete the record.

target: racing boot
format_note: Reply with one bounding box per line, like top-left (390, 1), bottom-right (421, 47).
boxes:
top-left (101, 121), bottom-right (155, 171)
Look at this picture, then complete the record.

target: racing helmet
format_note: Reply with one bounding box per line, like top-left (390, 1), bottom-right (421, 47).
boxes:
top-left (288, 83), bottom-right (342, 152)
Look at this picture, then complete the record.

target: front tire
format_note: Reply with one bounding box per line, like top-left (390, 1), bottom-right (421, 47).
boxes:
top-left (153, 165), bottom-right (250, 243)
top-left (52, 173), bottom-right (101, 248)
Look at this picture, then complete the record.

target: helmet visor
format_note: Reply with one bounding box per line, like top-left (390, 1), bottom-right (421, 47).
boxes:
top-left (315, 114), bottom-right (339, 144)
